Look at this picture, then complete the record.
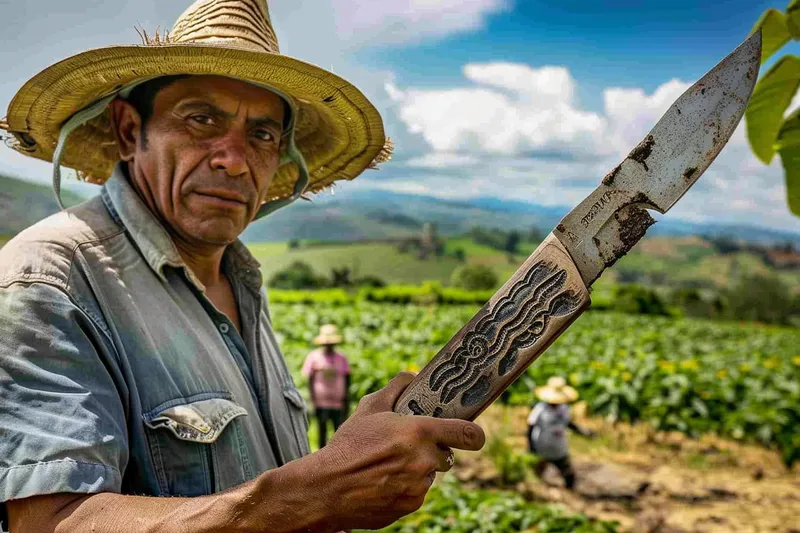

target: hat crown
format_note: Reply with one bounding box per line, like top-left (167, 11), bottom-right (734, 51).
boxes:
top-left (171, 0), bottom-right (280, 54)
top-left (318, 324), bottom-right (339, 336)
top-left (547, 376), bottom-right (567, 389)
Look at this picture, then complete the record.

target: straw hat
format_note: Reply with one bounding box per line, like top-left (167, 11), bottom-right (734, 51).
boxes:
top-left (535, 376), bottom-right (579, 405)
top-left (0, 0), bottom-right (391, 218)
top-left (313, 324), bottom-right (343, 346)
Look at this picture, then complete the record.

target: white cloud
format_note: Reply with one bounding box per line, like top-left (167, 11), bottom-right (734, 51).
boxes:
top-left (405, 153), bottom-right (481, 168)
top-left (384, 63), bottom-right (800, 231)
top-left (386, 63), bottom-right (606, 155)
top-left (331, 0), bottom-right (510, 47)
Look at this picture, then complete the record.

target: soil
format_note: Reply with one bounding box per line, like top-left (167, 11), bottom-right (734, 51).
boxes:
top-left (452, 405), bottom-right (800, 533)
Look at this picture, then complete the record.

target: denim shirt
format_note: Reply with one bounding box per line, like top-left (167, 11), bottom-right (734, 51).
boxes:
top-left (0, 163), bottom-right (310, 517)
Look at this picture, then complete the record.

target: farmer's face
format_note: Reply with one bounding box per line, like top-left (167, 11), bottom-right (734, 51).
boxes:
top-left (114, 75), bottom-right (285, 246)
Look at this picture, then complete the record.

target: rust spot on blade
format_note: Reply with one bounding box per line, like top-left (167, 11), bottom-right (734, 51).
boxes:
top-left (602, 164), bottom-right (622, 186)
top-left (604, 206), bottom-right (656, 268)
top-left (682, 167), bottom-right (698, 181)
top-left (627, 135), bottom-right (655, 172)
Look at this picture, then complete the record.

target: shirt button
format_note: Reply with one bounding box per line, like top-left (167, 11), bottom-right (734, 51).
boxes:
top-left (219, 323), bottom-right (230, 334)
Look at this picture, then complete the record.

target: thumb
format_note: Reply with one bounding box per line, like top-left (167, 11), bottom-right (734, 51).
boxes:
top-left (357, 372), bottom-right (416, 415)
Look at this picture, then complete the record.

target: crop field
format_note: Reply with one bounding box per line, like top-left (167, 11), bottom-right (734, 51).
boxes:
top-left (272, 302), bottom-right (800, 465)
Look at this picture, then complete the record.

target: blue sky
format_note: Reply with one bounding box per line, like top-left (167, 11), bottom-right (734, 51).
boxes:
top-left (1, 0), bottom-right (798, 232)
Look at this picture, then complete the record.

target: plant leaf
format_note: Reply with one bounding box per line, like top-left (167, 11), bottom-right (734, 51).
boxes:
top-left (745, 55), bottom-right (800, 164)
top-left (788, 0), bottom-right (800, 38)
top-left (775, 107), bottom-right (800, 215)
top-left (751, 8), bottom-right (791, 62)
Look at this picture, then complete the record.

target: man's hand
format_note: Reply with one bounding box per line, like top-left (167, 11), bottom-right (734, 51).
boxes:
top-left (300, 372), bottom-right (485, 531)
top-left (7, 373), bottom-right (484, 533)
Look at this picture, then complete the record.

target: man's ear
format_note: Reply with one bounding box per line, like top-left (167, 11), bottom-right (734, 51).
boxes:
top-left (108, 99), bottom-right (142, 162)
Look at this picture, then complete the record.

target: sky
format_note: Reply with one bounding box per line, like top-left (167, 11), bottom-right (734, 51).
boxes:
top-left (1, 0), bottom-right (799, 233)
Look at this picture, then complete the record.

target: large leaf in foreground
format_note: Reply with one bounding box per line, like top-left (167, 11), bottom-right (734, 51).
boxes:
top-left (776, 107), bottom-right (800, 215)
top-left (745, 55), bottom-right (800, 164)
top-left (751, 8), bottom-right (791, 62)
top-left (787, 0), bottom-right (800, 38)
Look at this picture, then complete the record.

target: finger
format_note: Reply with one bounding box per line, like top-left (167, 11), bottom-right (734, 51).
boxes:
top-left (417, 417), bottom-right (486, 451)
top-left (358, 372), bottom-right (417, 414)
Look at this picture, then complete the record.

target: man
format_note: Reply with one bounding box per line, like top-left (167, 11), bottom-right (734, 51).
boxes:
top-left (302, 324), bottom-right (351, 449)
top-left (0, 1), bottom-right (485, 532)
top-left (526, 377), bottom-right (593, 490)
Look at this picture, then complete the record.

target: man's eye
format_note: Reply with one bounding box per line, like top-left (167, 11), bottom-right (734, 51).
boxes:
top-left (253, 129), bottom-right (278, 142)
top-left (189, 115), bottom-right (215, 126)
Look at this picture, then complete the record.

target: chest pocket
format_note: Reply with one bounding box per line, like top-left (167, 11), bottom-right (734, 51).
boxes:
top-left (143, 392), bottom-right (251, 496)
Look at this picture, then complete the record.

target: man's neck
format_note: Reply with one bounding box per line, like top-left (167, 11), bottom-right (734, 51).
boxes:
top-left (173, 238), bottom-right (227, 289)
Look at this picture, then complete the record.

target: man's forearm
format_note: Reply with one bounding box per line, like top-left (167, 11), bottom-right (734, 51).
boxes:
top-left (12, 456), bottom-right (333, 533)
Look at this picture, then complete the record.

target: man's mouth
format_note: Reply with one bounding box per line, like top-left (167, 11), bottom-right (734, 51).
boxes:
top-left (192, 189), bottom-right (248, 208)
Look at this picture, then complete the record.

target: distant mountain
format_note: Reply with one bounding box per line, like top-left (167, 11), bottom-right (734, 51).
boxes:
top-left (1, 172), bottom-right (797, 247)
top-left (242, 188), bottom-right (800, 246)
top-left (0, 174), bottom-right (86, 236)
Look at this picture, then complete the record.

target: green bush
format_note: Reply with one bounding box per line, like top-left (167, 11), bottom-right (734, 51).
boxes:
top-left (268, 261), bottom-right (327, 289)
top-left (725, 272), bottom-right (797, 325)
top-left (611, 284), bottom-right (669, 316)
top-left (450, 264), bottom-right (499, 291)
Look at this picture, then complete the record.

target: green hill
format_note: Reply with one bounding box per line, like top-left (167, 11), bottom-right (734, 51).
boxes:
top-left (0, 174), bottom-right (85, 236)
top-left (250, 235), bottom-right (800, 292)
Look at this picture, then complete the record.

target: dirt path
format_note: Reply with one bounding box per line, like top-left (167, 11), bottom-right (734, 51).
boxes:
top-left (452, 405), bottom-right (800, 533)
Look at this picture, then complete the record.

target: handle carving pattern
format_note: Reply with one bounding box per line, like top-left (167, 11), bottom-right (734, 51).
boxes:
top-left (395, 234), bottom-right (590, 420)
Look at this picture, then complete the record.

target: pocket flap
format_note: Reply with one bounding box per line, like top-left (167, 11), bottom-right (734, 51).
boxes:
top-left (144, 397), bottom-right (247, 443)
top-left (282, 387), bottom-right (307, 411)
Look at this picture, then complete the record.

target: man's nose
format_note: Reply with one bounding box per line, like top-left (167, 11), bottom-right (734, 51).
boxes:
top-left (209, 129), bottom-right (249, 177)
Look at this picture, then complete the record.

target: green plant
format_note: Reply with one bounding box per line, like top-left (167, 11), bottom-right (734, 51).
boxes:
top-left (450, 264), bottom-right (499, 291)
top-left (369, 478), bottom-right (619, 533)
top-left (484, 431), bottom-right (537, 485)
top-left (746, 2), bottom-right (800, 216)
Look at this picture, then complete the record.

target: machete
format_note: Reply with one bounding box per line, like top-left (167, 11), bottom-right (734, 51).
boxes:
top-left (394, 31), bottom-right (762, 421)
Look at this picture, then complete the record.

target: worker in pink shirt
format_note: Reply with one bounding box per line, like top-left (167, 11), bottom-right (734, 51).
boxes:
top-left (301, 324), bottom-right (351, 449)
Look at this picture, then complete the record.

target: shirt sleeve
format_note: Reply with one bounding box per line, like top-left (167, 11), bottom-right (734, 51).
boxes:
top-left (527, 403), bottom-right (544, 426)
top-left (300, 351), bottom-right (316, 377)
top-left (0, 282), bottom-right (128, 503)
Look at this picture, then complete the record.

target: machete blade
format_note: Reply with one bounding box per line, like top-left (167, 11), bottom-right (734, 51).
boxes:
top-left (555, 31), bottom-right (762, 285)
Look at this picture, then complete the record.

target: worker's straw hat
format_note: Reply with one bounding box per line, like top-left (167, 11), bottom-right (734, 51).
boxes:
top-left (314, 324), bottom-right (343, 346)
top-left (0, 0), bottom-right (391, 218)
top-left (535, 376), bottom-right (579, 404)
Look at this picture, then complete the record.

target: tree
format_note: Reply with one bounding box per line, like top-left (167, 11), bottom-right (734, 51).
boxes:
top-left (268, 261), bottom-right (327, 289)
top-left (504, 230), bottom-right (521, 254)
top-left (529, 225), bottom-right (546, 243)
top-left (450, 264), bottom-right (499, 291)
top-left (725, 272), bottom-right (796, 324)
top-left (745, 3), bottom-right (800, 216)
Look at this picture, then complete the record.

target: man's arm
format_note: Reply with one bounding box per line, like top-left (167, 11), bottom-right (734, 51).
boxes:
top-left (8, 373), bottom-right (485, 533)
top-left (567, 421), bottom-right (594, 438)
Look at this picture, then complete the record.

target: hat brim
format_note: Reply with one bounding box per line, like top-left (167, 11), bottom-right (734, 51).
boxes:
top-left (314, 335), bottom-right (342, 345)
top-left (3, 43), bottom-right (386, 202)
top-left (535, 386), bottom-right (579, 404)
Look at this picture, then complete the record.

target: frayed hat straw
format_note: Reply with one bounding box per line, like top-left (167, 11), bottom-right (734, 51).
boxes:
top-left (1, 0), bottom-right (392, 218)
top-left (313, 324), bottom-right (343, 346)
top-left (535, 376), bottom-right (579, 405)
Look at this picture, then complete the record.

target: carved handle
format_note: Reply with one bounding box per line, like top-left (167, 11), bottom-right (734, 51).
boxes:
top-left (393, 233), bottom-right (591, 421)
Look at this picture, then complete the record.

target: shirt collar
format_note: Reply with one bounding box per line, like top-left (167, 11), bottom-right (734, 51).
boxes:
top-left (101, 162), bottom-right (264, 292)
